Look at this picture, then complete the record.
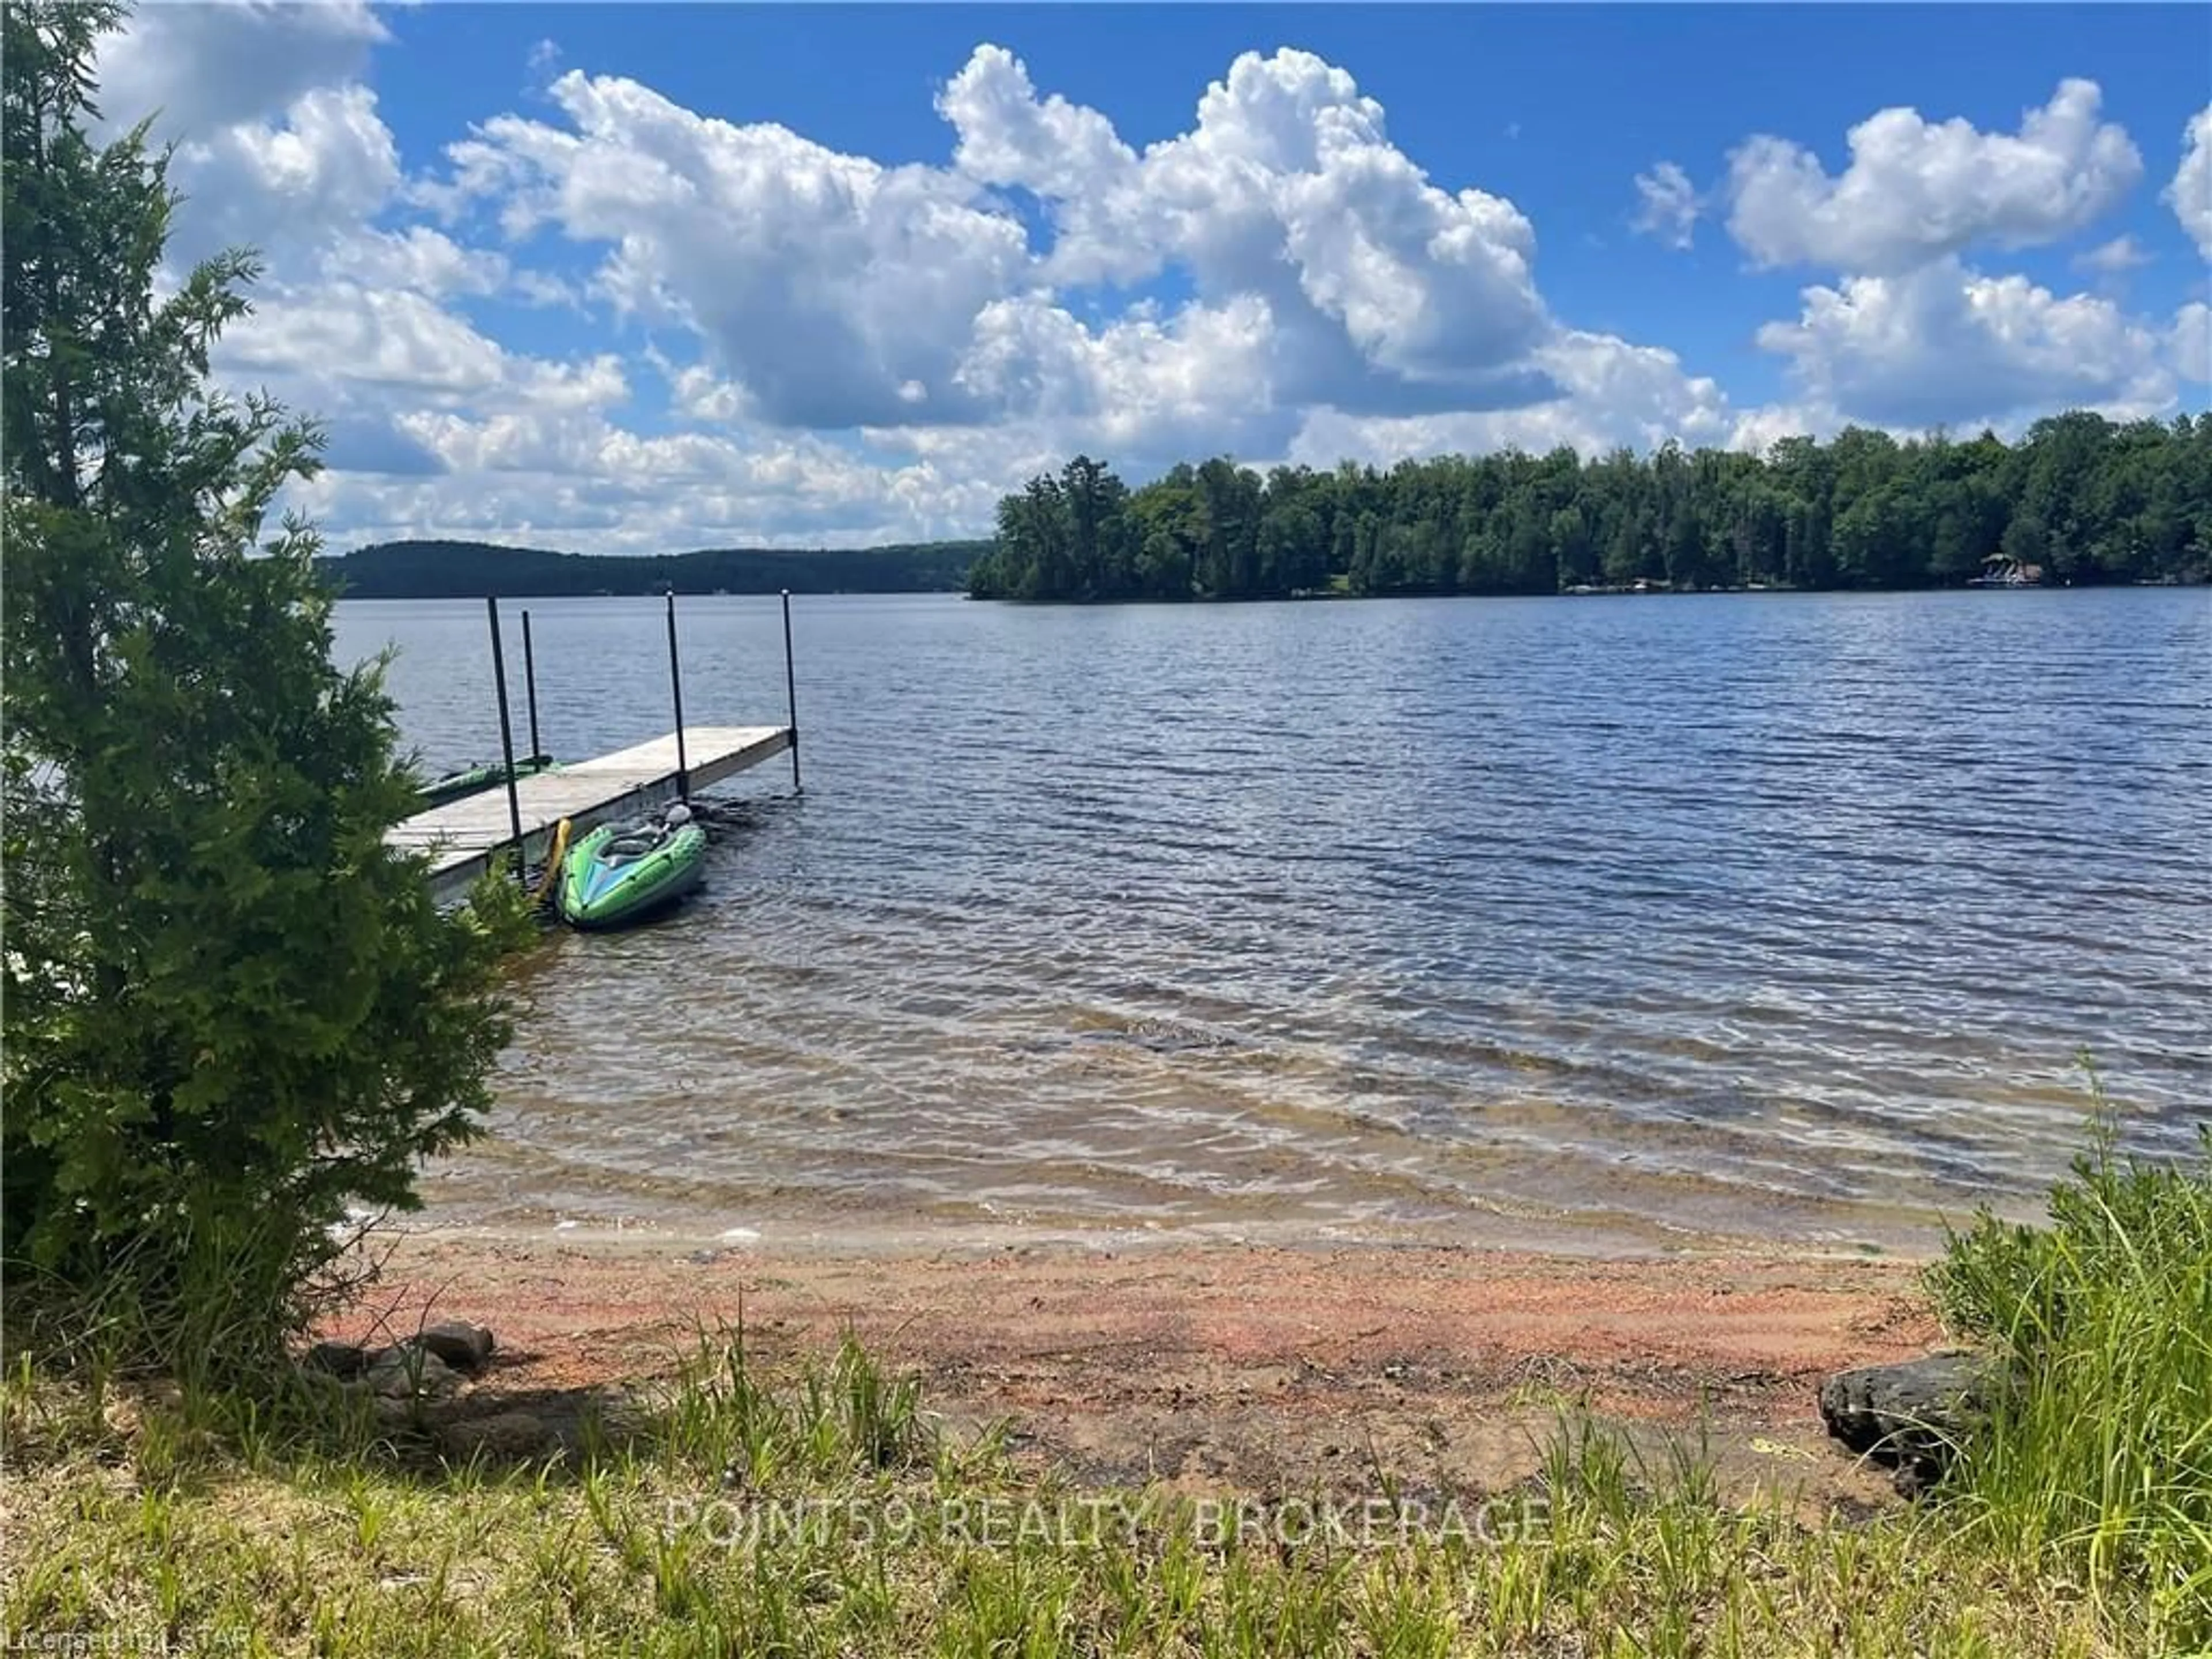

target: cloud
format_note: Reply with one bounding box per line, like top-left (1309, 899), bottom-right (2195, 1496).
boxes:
top-left (2073, 235), bottom-right (2153, 278)
top-left (93, 0), bottom-right (389, 143)
top-left (937, 43), bottom-right (1136, 209)
top-left (1726, 402), bottom-right (1842, 458)
top-left (286, 419), bottom-right (995, 552)
top-left (509, 268), bottom-right (593, 313)
top-left (658, 357), bottom-right (753, 426)
top-left (165, 84), bottom-right (402, 266)
top-left (331, 226), bottom-right (510, 300)
top-left (127, 20), bottom-right (1781, 547)
top-left (2176, 302), bottom-right (2211, 387)
top-left (416, 43), bottom-right (1572, 442)
top-left (1725, 79), bottom-right (2142, 274)
top-left (1287, 328), bottom-right (1747, 468)
top-left (2166, 105), bottom-right (2212, 262)
top-left (940, 45), bottom-right (1552, 410)
top-left (319, 414), bottom-right (449, 479)
top-left (1630, 161), bottom-right (1699, 250)
top-left (452, 69), bottom-right (1037, 430)
top-left (1755, 258), bottom-right (2180, 429)
top-left (214, 285), bottom-right (923, 549)
top-left (1713, 81), bottom-right (2202, 439)
top-left (221, 283), bottom-right (515, 397)
top-left (91, 4), bottom-right (434, 287)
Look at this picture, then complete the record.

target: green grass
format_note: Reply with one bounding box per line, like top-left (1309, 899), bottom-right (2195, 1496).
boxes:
top-left (0, 1348), bottom-right (2112, 1658)
top-left (5, 1093), bottom-right (2206, 1657)
top-left (1926, 1066), bottom-right (2212, 1643)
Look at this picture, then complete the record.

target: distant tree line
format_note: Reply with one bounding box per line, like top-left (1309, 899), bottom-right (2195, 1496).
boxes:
top-left (966, 412), bottom-right (2212, 601)
top-left (321, 538), bottom-right (987, 599)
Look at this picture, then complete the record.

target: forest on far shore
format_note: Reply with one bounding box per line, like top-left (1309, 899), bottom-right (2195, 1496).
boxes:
top-left (967, 411), bottom-right (2212, 602)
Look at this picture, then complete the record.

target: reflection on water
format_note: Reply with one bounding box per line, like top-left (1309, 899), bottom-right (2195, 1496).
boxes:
top-left (336, 588), bottom-right (2211, 1256)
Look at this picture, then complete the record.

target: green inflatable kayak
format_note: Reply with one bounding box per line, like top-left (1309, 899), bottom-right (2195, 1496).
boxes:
top-left (556, 808), bottom-right (707, 930)
top-left (416, 752), bottom-right (557, 810)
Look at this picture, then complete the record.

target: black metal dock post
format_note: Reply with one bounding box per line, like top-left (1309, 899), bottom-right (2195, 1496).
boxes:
top-left (521, 608), bottom-right (542, 761)
top-left (780, 588), bottom-right (802, 794)
top-left (486, 595), bottom-right (527, 885)
top-left (666, 592), bottom-right (690, 801)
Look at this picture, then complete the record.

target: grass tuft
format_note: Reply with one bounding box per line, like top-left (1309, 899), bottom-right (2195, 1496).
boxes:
top-left (1927, 1060), bottom-right (2212, 1648)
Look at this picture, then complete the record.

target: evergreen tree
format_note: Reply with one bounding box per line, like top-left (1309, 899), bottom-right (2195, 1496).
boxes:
top-left (2, 0), bottom-right (528, 1373)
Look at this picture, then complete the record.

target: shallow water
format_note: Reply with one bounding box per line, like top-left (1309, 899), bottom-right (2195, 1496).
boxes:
top-left (334, 586), bottom-right (2210, 1256)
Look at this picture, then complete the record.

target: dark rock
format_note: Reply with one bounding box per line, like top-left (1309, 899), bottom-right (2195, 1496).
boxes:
top-left (437, 1385), bottom-right (658, 1464)
top-left (363, 1344), bottom-right (461, 1402)
top-left (1819, 1350), bottom-right (2003, 1495)
top-left (414, 1320), bottom-right (495, 1374)
top-left (440, 1410), bottom-right (553, 1461)
top-left (301, 1340), bottom-right (368, 1380)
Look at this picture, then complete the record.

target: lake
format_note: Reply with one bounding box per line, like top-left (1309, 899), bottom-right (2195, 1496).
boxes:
top-left (333, 587), bottom-right (2210, 1257)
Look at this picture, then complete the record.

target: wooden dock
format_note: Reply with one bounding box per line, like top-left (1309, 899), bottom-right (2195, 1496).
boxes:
top-left (389, 725), bottom-right (792, 901)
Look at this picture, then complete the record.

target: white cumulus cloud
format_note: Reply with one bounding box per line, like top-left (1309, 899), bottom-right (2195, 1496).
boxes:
top-left (330, 225), bottom-right (510, 300)
top-left (93, 0), bottom-right (388, 143)
top-left (2175, 302), bottom-right (2211, 388)
top-left (1726, 79), bottom-right (2142, 274)
top-left (423, 43), bottom-right (1569, 438)
top-left (937, 44), bottom-right (1136, 207)
top-left (222, 284), bottom-right (512, 398)
top-left (1755, 259), bottom-right (2179, 429)
top-left (1714, 80), bottom-right (2206, 438)
top-left (165, 84), bottom-right (402, 266)
top-left (2165, 105), bottom-right (2212, 262)
top-left (454, 69), bottom-right (1036, 429)
top-left (1287, 328), bottom-right (1747, 468)
top-left (939, 45), bottom-right (1551, 411)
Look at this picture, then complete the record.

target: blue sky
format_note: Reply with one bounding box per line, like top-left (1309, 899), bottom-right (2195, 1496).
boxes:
top-left (92, 3), bottom-right (2211, 552)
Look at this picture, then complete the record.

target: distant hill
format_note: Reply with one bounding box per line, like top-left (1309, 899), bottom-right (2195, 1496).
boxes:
top-left (319, 538), bottom-right (987, 599)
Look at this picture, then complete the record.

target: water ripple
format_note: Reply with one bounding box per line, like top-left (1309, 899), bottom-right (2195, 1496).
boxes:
top-left (342, 588), bottom-right (2212, 1253)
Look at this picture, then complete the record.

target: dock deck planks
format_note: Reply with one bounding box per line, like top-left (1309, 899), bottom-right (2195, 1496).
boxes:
top-left (389, 725), bottom-right (791, 900)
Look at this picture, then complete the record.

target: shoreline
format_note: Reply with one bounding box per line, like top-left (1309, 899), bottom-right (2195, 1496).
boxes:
top-left (372, 1194), bottom-right (1964, 1274)
top-left (376, 1205), bottom-right (1952, 1265)
top-left (322, 1226), bottom-right (1944, 1507)
top-left (333, 575), bottom-right (2212, 602)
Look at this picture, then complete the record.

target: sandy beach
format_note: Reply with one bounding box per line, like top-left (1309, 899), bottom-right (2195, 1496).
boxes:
top-left (322, 1228), bottom-right (1943, 1510)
